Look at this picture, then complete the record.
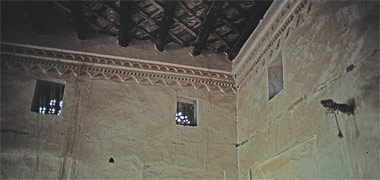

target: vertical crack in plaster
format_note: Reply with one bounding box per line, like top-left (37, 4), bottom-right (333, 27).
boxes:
top-left (59, 81), bottom-right (82, 180)
top-left (235, 88), bottom-right (240, 179)
top-left (36, 124), bottom-right (52, 172)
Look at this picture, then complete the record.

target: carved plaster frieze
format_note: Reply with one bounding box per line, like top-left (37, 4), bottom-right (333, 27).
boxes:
top-left (1, 42), bottom-right (236, 94)
top-left (233, 0), bottom-right (312, 90)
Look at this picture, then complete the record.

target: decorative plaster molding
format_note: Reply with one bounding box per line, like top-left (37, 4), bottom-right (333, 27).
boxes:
top-left (233, 0), bottom-right (311, 90)
top-left (1, 42), bottom-right (236, 94)
top-left (232, 0), bottom-right (288, 68)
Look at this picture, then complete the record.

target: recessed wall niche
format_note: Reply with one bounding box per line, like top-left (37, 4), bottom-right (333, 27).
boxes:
top-left (31, 80), bottom-right (65, 115)
top-left (175, 97), bottom-right (197, 126)
top-left (268, 53), bottom-right (283, 100)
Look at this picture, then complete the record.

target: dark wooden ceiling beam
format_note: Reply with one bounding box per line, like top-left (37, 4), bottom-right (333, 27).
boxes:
top-left (26, 2), bottom-right (47, 35)
top-left (229, 1), bottom-right (250, 20)
top-left (118, 1), bottom-right (134, 47)
top-left (68, 1), bottom-right (87, 40)
top-left (155, 1), bottom-right (177, 52)
top-left (228, 1), bottom-right (273, 60)
top-left (192, 1), bottom-right (224, 56)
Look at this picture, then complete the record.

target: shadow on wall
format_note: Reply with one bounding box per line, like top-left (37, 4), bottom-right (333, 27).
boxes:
top-left (320, 98), bottom-right (356, 115)
top-left (320, 98), bottom-right (356, 138)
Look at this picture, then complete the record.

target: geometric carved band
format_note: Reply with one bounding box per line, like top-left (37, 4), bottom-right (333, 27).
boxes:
top-left (234, 0), bottom-right (310, 90)
top-left (1, 42), bottom-right (236, 94)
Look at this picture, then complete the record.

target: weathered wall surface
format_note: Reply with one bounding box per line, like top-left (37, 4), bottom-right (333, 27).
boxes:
top-left (236, 1), bottom-right (379, 179)
top-left (1, 69), bottom-right (237, 179)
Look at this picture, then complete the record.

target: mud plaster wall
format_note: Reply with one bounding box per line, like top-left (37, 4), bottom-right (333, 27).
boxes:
top-left (236, 1), bottom-right (379, 179)
top-left (0, 69), bottom-right (238, 179)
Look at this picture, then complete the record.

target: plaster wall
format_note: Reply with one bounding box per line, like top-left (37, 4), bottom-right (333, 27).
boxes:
top-left (1, 69), bottom-right (238, 179)
top-left (236, 1), bottom-right (379, 179)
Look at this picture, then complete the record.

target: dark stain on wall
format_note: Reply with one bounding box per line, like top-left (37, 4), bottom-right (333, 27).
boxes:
top-left (288, 96), bottom-right (305, 111)
top-left (235, 139), bottom-right (248, 147)
top-left (1, 129), bottom-right (29, 135)
top-left (171, 141), bottom-right (185, 145)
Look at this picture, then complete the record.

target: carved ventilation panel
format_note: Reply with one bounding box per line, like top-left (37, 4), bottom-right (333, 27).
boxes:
top-left (268, 53), bottom-right (283, 100)
top-left (31, 80), bottom-right (65, 115)
top-left (175, 97), bottom-right (197, 126)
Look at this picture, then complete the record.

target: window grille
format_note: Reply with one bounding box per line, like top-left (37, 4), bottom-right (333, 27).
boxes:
top-left (31, 80), bottom-right (65, 115)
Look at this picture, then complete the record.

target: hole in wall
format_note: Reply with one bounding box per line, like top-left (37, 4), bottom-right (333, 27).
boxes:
top-left (346, 64), bottom-right (355, 73)
top-left (109, 157), bottom-right (114, 163)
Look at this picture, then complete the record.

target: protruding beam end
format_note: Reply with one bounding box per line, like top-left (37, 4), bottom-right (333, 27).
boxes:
top-left (118, 1), bottom-right (134, 47)
top-left (155, 1), bottom-right (177, 52)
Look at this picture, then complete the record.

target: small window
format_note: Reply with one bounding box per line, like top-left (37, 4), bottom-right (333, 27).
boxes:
top-left (268, 53), bottom-right (283, 100)
top-left (175, 98), bottom-right (197, 126)
top-left (31, 80), bottom-right (65, 115)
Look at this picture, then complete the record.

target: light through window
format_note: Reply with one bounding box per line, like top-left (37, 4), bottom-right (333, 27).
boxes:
top-left (176, 98), bottom-right (197, 126)
top-left (31, 80), bottom-right (65, 115)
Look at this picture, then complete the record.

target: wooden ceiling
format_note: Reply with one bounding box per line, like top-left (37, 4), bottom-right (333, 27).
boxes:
top-left (1, 1), bottom-right (272, 61)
